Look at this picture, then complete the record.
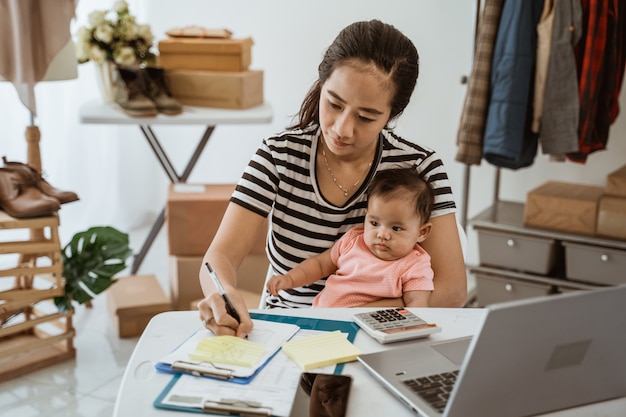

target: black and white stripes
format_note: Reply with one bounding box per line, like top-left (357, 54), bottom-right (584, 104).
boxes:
top-left (231, 125), bottom-right (456, 308)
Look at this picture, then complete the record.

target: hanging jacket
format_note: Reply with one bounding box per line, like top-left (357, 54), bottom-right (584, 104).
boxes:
top-left (483, 0), bottom-right (545, 169)
top-left (568, 0), bottom-right (626, 162)
top-left (539, 0), bottom-right (584, 157)
top-left (455, 0), bottom-right (506, 166)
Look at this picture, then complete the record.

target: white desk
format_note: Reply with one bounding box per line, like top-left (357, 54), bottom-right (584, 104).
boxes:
top-left (114, 308), bottom-right (626, 416)
top-left (79, 100), bottom-right (273, 273)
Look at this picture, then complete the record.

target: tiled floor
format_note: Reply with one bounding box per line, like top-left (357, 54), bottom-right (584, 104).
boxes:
top-left (0, 226), bottom-right (170, 417)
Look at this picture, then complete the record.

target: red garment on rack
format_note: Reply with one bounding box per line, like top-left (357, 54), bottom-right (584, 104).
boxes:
top-left (0, 0), bottom-right (77, 116)
top-left (568, 0), bottom-right (626, 162)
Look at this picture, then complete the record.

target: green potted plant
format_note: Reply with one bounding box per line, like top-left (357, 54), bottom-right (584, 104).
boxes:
top-left (54, 226), bottom-right (133, 312)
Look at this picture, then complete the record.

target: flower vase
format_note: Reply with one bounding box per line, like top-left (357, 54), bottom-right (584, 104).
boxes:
top-left (95, 61), bottom-right (119, 103)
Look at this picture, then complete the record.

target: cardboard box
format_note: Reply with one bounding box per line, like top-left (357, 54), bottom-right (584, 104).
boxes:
top-left (169, 256), bottom-right (204, 310)
top-left (606, 164), bottom-right (626, 197)
top-left (236, 254), bottom-right (270, 294)
top-left (167, 183), bottom-right (267, 256)
top-left (171, 254), bottom-right (269, 310)
top-left (107, 275), bottom-right (171, 338)
top-left (596, 195), bottom-right (626, 240)
top-left (167, 70), bottom-right (263, 109)
top-left (158, 37), bottom-right (253, 71)
top-left (523, 181), bottom-right (604, 235)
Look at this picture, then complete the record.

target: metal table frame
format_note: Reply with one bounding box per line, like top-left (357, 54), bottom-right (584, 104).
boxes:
top-left (79, 100), bottom-right (273, 273)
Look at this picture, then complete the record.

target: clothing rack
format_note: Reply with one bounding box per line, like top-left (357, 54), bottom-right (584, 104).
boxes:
top-left (459, 0), bottom-right (485, 230)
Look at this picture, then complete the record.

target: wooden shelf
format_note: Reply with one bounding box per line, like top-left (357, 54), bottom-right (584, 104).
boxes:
top-left (0, 210), bottom-right (74, 382)
top-left (0, 332), bottom-right (75, 382)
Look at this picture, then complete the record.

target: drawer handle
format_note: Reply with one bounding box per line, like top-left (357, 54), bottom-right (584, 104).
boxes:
top-left (505, 283), bottom-right (514, 292)
top-left (506, 239), bottom-right (515, 248)
top-left (600, 254), bottom-right (609, 262)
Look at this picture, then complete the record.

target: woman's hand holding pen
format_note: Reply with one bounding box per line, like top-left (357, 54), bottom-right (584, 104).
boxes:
top-left (198, 259), bottom-right (253, 338)
top-left (197, 291), bottom-right (253, 338)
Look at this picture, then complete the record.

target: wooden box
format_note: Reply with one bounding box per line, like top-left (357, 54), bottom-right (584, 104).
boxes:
top-left (106, 274), bottom-right (171, 338)
top-left (166, 69), bottom-right (263, 109)
top-left (523, 181), bottom-right (604, 235)
top-left (606, 164), bottom-right (626, 197)
top-left (166, 184), bottom-right (267, 256)
top-left (596, 195), bottom-right (626, 240)
top-left (158, 37), bottom-right (253, 72)
top-left (169, 255), bottom-right (204, 311)
top-left (170, 254), bottom-right (269, 311)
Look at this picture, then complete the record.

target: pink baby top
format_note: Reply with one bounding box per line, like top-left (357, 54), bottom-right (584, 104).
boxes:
top-left (313, 226), bottom-right (433, 308)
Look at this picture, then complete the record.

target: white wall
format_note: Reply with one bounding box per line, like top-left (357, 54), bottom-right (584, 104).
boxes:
top-left (1, 0), bottom-right (625, 267)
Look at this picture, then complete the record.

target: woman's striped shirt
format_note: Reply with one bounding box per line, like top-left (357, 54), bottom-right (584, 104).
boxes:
top-left (231, 125), bottom-right (456, 308)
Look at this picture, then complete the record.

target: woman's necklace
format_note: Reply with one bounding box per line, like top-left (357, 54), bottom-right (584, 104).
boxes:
top-left (321, 138), bottom-right (372, 197)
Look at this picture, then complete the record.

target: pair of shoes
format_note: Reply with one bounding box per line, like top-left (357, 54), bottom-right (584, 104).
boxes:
top-left (115, 66), bottom-right (183, 117)
top-left (3, 157), bottom-right (79, 204)
top-left (0, 168), bottom-right (60, 218)
top-left (2, 156), bottom-right (78, 211)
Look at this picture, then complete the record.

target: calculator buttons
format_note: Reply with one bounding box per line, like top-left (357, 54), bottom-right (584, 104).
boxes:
top-left (353, 308), bottom-right (441, 344)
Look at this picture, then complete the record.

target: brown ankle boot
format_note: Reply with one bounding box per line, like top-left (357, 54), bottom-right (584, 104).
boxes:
top-left (144, 67), bottom-right (183, 115)
top-left (0, 168), bottom-right (60, 218)
top-left (115, 66), bottom-right (158, 117)
top-left (2, 157), bottom-right (79, 204)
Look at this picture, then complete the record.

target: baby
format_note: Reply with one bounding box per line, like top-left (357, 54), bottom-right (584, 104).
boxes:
top-left (267, 167), bottom-right (434, 307)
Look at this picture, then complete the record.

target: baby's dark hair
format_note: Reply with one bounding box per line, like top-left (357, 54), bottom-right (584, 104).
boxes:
top-left (367, 168), bottom-right (434, 222)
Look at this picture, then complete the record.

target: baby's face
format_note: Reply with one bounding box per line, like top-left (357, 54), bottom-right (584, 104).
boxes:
top-left (363, 195), bottom-right (424, 261)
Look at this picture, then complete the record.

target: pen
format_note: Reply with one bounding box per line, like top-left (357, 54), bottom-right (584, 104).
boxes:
top-left (205, 262), bottom-right (241, 324)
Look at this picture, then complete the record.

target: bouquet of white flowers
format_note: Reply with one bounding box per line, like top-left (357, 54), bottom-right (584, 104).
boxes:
top-left (74, 0), bottom-right (156, 67)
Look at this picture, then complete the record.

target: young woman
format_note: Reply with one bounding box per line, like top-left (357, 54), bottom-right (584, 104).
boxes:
top-left (198, 20), bottom-right (466, 338)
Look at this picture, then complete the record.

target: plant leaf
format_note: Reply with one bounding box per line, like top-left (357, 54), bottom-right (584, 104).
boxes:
top-left (57, 226), bottom-right (132, 310)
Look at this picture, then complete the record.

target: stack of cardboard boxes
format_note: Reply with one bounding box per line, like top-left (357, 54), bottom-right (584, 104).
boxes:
top-left (598, 165), bottom-right (626, 240)
top-left (157, 29), bottom-right (263, 109)
top-left (523, 164), bottom-right (626, 240)
top-left (167, 183), bottom-right (269, 310)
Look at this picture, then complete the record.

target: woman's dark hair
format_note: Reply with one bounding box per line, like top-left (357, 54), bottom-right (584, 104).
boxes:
top-left (367, 168), bottom-right (434, 223)
top-left (291, 19), bottom-right (419, 129)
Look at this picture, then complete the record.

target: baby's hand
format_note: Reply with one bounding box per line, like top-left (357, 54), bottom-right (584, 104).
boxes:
top-left (266, 274), bottom-right (293, 296)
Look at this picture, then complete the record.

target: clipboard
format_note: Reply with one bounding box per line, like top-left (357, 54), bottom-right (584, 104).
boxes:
top-left (154, 314), bottom-right (361, 415)
top-left (155, 373), bottom-right (277, 416)
top-left (155, 318), bottom-right (300, 384)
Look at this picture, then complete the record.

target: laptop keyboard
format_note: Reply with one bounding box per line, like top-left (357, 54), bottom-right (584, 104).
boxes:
top-left (402, 370), bottom-right (459, 413)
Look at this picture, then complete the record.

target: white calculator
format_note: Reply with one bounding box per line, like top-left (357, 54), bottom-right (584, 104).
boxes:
top-left (353, 308), bottom-right (441, 344)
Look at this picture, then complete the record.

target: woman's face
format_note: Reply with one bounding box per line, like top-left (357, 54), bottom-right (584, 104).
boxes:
top-left (319, 62), bottom-right (393, 159)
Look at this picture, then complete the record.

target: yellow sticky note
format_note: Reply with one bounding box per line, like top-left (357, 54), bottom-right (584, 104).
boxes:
top-left (281, 331), bottom-right (362, 370)
top-left (188, 335), bottom-right (266, 367)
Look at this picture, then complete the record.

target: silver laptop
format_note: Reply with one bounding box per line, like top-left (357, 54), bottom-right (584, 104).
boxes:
top-left (358, 285), bottom-right (626, 417)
